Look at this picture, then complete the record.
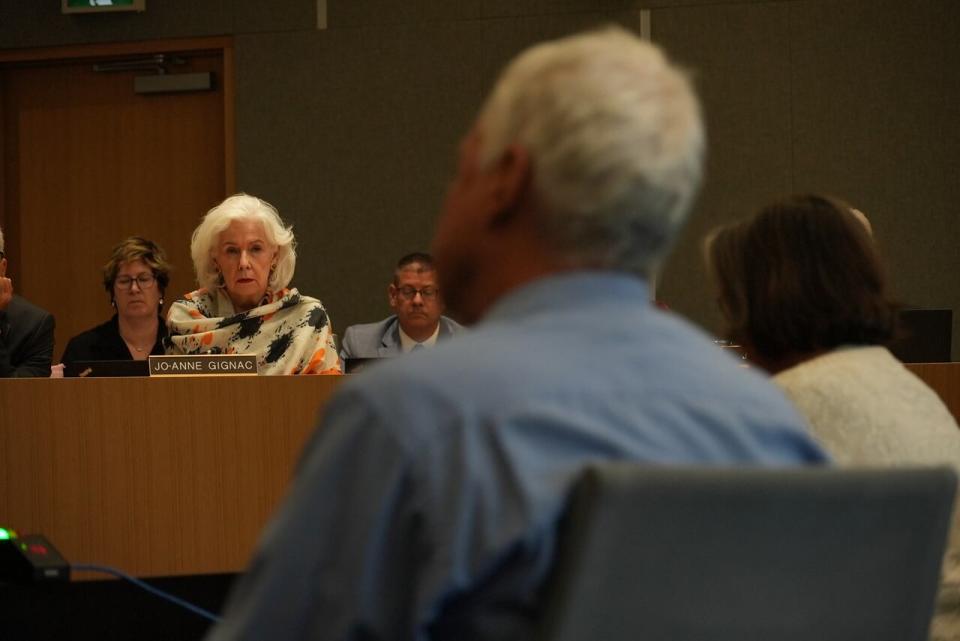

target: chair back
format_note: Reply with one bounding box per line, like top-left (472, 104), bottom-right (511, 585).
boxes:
top-left (537, 465), bottom-right (957, 641)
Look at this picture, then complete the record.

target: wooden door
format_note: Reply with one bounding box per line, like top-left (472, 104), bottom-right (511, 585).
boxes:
top-left (1, 38), bottom-right (234, 362)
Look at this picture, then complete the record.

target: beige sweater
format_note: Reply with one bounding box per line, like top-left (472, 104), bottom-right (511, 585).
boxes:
top-left (775, 345), bottom-right (960, 641)
top-left (775, 346), bottom-right (960, 467)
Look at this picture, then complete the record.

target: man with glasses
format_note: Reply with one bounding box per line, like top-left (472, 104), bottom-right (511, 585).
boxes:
top-left (339, 252), bottom-right (463, 359)
top-left (0, 225), bottom-right (55, 377)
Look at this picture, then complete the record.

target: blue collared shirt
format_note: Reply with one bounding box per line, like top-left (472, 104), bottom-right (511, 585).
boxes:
top-left (208, 272), bottom-right (826, 641)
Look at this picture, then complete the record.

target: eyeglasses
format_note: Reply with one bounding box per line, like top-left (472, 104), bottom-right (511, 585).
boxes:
top-left (397, 286), bottom-right (438, 301)
top-left (115, 274), bottom-right (156, 290)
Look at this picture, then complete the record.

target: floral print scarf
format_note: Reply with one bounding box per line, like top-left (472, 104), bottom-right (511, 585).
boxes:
top-left (166, 287), bottom-right (341, 376)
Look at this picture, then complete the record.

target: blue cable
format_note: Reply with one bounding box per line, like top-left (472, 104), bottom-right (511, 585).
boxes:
top-left (71, 563), bottom-right (222, 623)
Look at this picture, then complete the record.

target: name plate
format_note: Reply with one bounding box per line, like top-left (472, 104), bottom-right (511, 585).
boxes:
top-left (148, 354), bottom-right (259, 376)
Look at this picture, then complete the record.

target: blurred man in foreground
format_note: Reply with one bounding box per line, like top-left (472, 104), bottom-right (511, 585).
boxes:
top-left (208, 27), bottom-right (825, 641)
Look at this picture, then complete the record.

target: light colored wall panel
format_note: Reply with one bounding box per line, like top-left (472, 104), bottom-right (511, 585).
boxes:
top-left (235, 11), bottom-right (656, 331)
top-left (789, 0), bottom-right (960, 358)
top-left (654, 2), bottom-right (794, 338)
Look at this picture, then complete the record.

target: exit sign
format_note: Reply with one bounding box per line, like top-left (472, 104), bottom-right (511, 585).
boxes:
top-left (63, 0), bottom-right (145, 13)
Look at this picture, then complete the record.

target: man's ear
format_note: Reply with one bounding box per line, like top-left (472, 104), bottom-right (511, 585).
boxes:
top-left (387, 283), bottom-right (399, 311)
top-left (488, 143), bottom-right (532, 228)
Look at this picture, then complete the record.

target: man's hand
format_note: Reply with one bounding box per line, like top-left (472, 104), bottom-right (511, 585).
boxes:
top-left (0, 275), bottom-right (12, 311)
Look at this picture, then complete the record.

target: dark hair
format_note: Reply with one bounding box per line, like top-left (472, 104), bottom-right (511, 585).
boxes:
top-left (705, 194), bottom-right (896, 366)
top-left (393, 252), bottom-right (436, 283)
top-left (103, 236), bottom-right (172, 295)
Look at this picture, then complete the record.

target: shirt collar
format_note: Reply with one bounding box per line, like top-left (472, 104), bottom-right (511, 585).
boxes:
top-left (398, 322), bottom-right (441, 353)
top-left (483, 271), bottom-right (652, 324)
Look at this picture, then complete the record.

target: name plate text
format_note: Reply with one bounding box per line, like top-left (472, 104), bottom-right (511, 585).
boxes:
top-left (148, 354), bottom-right (259, 376)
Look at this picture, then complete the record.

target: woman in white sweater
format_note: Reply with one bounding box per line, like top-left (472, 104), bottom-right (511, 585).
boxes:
top-left (705, 194), bottom-right (960, 640)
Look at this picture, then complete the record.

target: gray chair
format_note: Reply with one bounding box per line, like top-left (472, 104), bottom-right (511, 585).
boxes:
top-left (537, 465), bottom-right (957, 641)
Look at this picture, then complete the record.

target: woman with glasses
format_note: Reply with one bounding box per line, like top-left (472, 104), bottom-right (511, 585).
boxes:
top-left (165, 193), bottom-right (341, 375)
top-left (61, 236), bottom-right (171, 365)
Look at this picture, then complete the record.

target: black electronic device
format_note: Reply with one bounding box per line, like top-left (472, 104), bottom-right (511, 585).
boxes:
top-left (0, 532), bottom-right (70, 584)
top-left (64, 359), bottom-right (150, 378)
top-left (890, 309), bottom-right (953, 363)
top-left (343, 357), bottom-right (385, 374)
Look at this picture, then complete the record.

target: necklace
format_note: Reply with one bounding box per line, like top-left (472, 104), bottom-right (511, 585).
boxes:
top-left (121, 334), bottom-right (153, 354)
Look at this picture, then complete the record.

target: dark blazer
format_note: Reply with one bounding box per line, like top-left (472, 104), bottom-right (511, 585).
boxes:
top-left (61, 314), bottom-right (167, 365)
top-left (0, 294), bottom-right (55, 378)
top-left (340, 315), bottom-right (463, 359)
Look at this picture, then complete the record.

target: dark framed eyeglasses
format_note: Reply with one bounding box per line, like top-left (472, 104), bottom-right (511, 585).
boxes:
top-left (397, 286), bottom-right (438, 301)
top-left (0, 250), bottom-right (5, 260)
top-left (115, 274), bottom-right (156, 290)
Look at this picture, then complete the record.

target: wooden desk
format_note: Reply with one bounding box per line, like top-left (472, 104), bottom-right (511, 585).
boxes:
top-left (907, 363), bottom-right (960, 425)
top-left (0, 376), bottom-right (344, 579)
top-left (3, 365), bottom-right (957, 582)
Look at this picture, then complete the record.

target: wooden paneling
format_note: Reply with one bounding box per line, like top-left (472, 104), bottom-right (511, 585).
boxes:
top-left (907, 363), bottom-right (960, 427)
top-left (2, 38), bottom-right (234, 361)
top-left (0, 375), bottom-right (344, 579)
top-left (0, 72), bottom-right (4, 237)
top-left (1, 364), bottom-right (957, 582)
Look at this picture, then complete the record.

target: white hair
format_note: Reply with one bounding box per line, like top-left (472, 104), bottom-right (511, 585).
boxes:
top-left (191, 193), bottom-right (297, 291)
top-left (478, 27), bottom-right (705, 276)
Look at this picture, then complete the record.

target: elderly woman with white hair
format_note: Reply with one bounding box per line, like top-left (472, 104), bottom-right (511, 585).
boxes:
top-left (166, 193), bottom-right (341, 375)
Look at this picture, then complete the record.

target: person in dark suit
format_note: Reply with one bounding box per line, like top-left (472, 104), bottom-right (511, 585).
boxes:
top-left (60, 236), bottom-right (171, 366)
top-left (0, 227), bottom-right (55, 377)
top-left (339, 252), bottom-right (463, 359)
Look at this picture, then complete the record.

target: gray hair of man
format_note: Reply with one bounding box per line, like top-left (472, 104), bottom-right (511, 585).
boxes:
top-left (476, 27), bottom-right (705, 278)
top-left (190, 193), bottom-right (297, 292)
